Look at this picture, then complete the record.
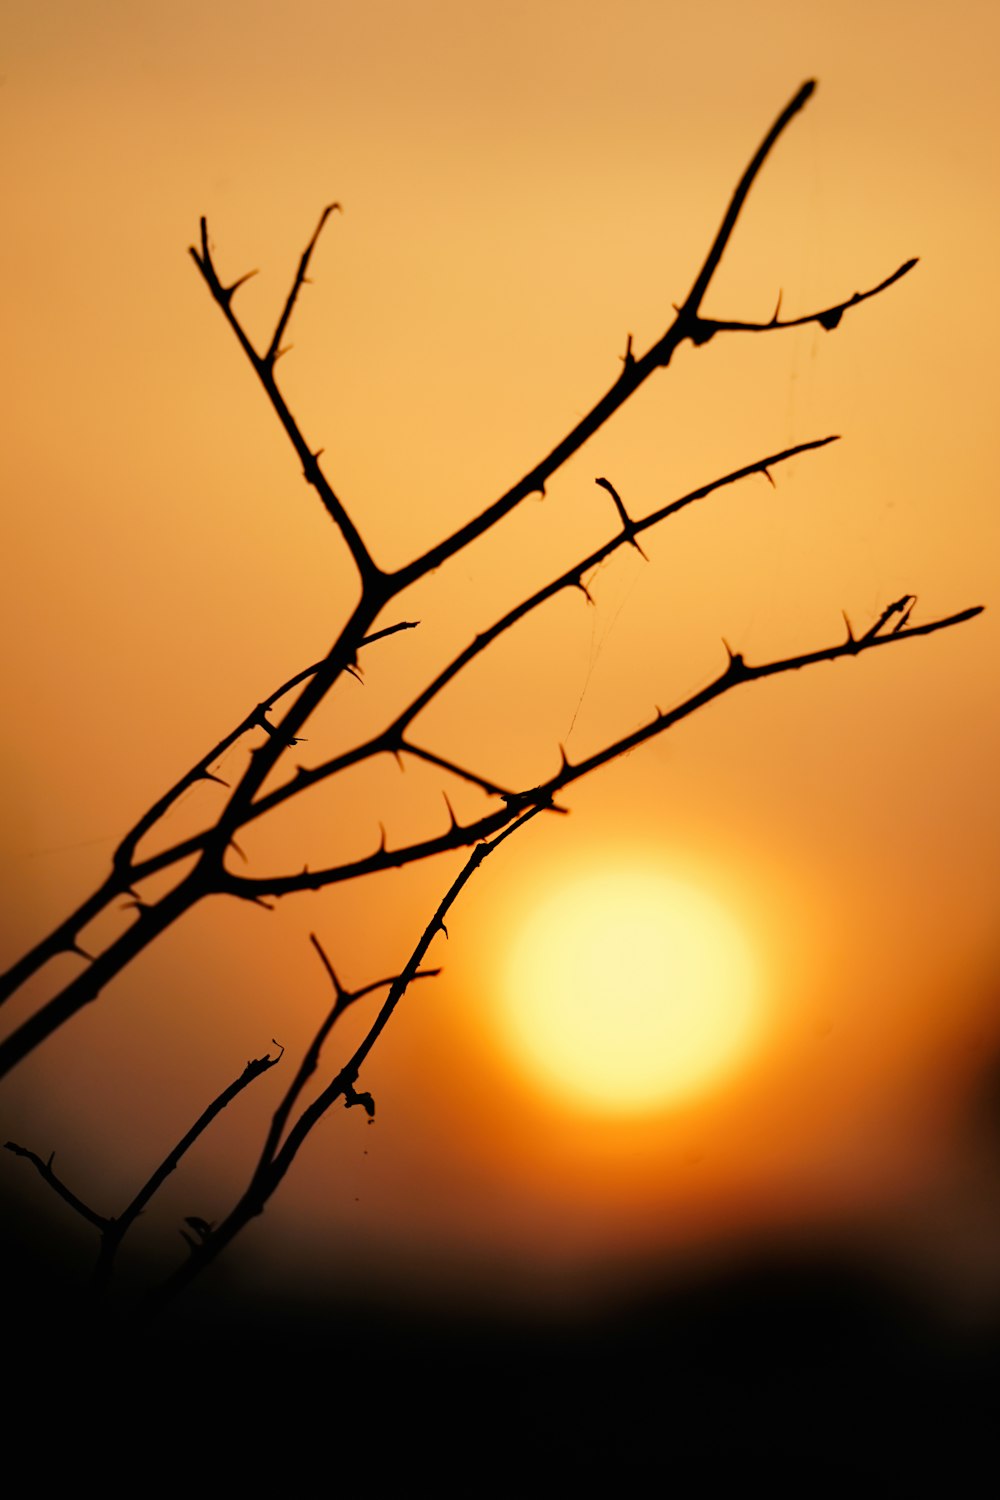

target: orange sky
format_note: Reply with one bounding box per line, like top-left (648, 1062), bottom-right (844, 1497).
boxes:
top-left (2, 1), bottom-right (998, 1316)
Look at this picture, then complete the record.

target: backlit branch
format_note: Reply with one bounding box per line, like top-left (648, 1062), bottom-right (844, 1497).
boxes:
top-left (259, 940), bottom-right (441, 1167)
top-left (686, 259), bottom-right (918, 346)
top-left (5, 1042), bottom-right (283, 1285)
top-left (1, 80), bottom-right (926, 1062)
top-left (265, 202), bottom-right (341, 366)
top-left (221, 601), bottom-right (983, 901)
top-left (1, 74), bottom-right (982, 1318)
top-left (3, 1142), bottom-right (110, 1233)
top-left (190, 214), bottom-right (380, 585)
top-left (388, 81), bottom-right (908, 590)
top-left (146, 805), bottom-right (543, 1314)
top-left (244, 436), bottom-right (838, 827)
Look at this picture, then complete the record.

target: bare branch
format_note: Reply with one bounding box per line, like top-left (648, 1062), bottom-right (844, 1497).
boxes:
top-left (265, 203), bottom-right (341, 366)
top-left (3, 79), bottom-right (982, 1325)
top-left (244, 437), bottom-right (838, 828)
top-left (190, 215), bottom-right (381, 585)
top-left (677, 81), bottom-right (816, 319)
top-left (385, 82), bottom-right (890, 591)
top-left (360, 620), bottom-right (420, 648)
top-left (8, 1043), bottom-right (285, 1289)
top-left (4, 1142), bottom-right (110, 1232)
top-left (0, 873), bottom-right (119, 1007)
top-left (222, 601), bottom-right (983, 900)
top-left (686, 259), bottom-right (918, 347)
top-left (258, 936), bottom-right (441, 1168)
top-left (399, 743), bottom-right (516, 798)
top-left (107, 1047), bottom-right (283, 1249)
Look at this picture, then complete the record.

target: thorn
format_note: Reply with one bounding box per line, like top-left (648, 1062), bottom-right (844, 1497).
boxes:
top-left (47, 1151), bottom-right (55, 1170)
top-left (557, 743), bottom-right (572, 774)
top-left (393, 748), bottom-right (405, 771)
top-left (230, 837), bottom-right (248, 863)
top-left (771, 289), bottom-right (783, 324)
top-left (223, 268), bottom-right (258, 301)
top-left (439, 921), bottom-right (449, 940)
top-left (575, 576), bottom-right (594, 605)
top-left (272, 344), bottom-right (292, 364)
top-left (251, 896), bottom-right (276, 911)
top-left (200, 769), bottom-right (229, 787)
top-left (378, 822), bottom-right (387, 853)
top-left (619, 332), bottom-right (634, 370)
top-left (442, 792), bottom-right (459, 831)
top-left (537, 483), bottom-right (546, 501)
top-left (722, 639), bottom-right (744, 672)
top-left (654, 704), bottom-right (664, 719)
top-left (762, 467), bottom-right (775, 489)
top-left (346, 663), bottom-right (364, 683)
top-left (68, 940), bottom-right (94, 961)
top-left (842, 610), bottom-right (855, 644)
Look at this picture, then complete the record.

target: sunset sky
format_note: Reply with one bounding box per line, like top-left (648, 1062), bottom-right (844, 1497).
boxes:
top-left (2, 1), bottom-right (998, 1322)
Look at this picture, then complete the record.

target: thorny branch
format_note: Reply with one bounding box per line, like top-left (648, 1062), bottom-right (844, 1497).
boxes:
top-left (5, 1043), bottom-right (284, 1284)
top-left (146, 808), bottom-right (541, 1314)
top-left (1, 81), bottom-right (984, 1306)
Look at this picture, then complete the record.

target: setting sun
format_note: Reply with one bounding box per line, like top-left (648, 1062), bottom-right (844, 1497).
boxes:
top-left (499, 870), bottom-right (761, 1114)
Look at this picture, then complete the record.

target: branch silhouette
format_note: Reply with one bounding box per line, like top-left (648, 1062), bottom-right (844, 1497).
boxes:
top-left (5, 1043), bottom-right (283, 1285)
top-left (144, 810), bottom-right (538, 1314)
top-left (1, 81), bottom-right (983, 1309)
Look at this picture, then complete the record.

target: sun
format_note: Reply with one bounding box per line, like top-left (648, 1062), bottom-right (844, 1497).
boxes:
top-left (499, 868), bottom-right (761, 1115)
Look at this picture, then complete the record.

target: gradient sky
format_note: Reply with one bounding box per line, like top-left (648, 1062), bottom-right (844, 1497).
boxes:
top-left (2, 1), bottom-right (998, 1314)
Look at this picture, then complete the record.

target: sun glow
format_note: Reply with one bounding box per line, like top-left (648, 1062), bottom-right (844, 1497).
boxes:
top-left (500, 870), bottom-right (761, 1115)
